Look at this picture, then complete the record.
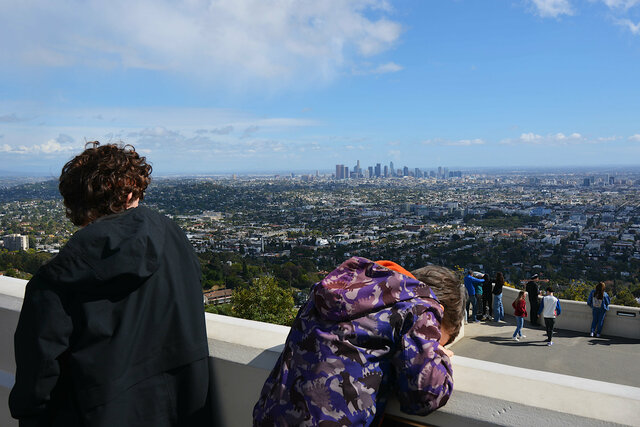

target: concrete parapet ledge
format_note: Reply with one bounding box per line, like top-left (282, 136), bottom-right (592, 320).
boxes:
top-left (1, 276), bottom-right (639, 426)
top-left (502, 286), bottom-right (640, 340)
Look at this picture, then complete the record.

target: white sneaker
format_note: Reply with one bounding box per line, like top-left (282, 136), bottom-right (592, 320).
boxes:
top-left (596, 334), bottom-right (600, 338)
top-left (520, 335), bottom-right (526, 338)
top-left (547, 341), bottom-right (553, 346)
top-left (513, 336), bottom-right (519, 341)
top-left (590, 332), bottom-right (594, 337)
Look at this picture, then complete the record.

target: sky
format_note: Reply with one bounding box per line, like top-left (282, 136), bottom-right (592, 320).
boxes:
top-left (1, 0), bottom-right (640, 176)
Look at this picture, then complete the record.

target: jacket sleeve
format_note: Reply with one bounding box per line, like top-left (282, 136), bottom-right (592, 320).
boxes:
top-left (9, 275), bottom-right (73, 425)
top-left (537, 299), bottom-right (544, 315)
top-left (604, 294), bottom-right (610, 311)
top-left (587, 290), bottom-right (593, 308)
top-left (392, 302), bottom-right (453, 416)
top-left (555, 300), bottom-right (562, 316)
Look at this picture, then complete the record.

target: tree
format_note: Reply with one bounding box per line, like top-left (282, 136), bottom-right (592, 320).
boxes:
top-left (611, 289), bottom-right (640, 308)
top-left (232, 276), bottom-right (297, 326)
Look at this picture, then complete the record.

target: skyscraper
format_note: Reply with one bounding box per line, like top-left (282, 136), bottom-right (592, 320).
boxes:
top-left (389, 161), bottom-right (395, 177)
top-left (375, 163), bottom-right (381, 178)
top-left (383, 165), bottom-right (388, 177)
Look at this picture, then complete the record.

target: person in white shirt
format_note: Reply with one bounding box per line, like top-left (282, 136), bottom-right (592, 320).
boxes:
top-left (537, 287), bottom-right (562, 346)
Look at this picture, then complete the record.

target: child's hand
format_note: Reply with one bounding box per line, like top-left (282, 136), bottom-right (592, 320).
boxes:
top-left (439, 344), bottom-right (454, 358)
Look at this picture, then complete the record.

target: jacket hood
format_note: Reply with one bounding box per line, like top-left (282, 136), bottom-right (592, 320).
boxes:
top-left (313, 257), bottom-right (437, 321)
top-left (40, 206), bottom-right (166, 292)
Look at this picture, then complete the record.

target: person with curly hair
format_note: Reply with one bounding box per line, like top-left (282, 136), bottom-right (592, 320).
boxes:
top-left (10, 142), bottom-right (211, 427)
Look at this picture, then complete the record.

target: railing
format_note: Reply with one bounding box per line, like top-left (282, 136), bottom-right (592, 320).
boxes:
top-left (1, 276), bottom-right (640, 426)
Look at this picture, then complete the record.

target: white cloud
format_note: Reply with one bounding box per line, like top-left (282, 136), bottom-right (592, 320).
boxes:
top-left (501, 131), bottom-right (588, 145)
top-left (0, 134), bottom-right (77, 154)
top-left (553, 132), bottom-right (582, 140)
top-left (447, 138), bottom-right (485, 146)
top-left (421, 137), bottom-right (484, 146)
top-left (0, 0), bottom-right (403, 87)
top-left (0, 113), bottom-right (27, 123)
top-left (242, 126), bottom-right (260, 139)
top-left (371, 62), bottom-right (403, 74)
top-left (529, 0), bottom-right (574, 17)
top-left (597, 135), bottom-right (619, 141)
top-left (601, 0), bottom-right (640, 10)
top-left (210, 126), bottom-right (234, 135)
top-left (520, 132), bottom-right (543, 142)
top-left (616, 18), bottom-right (640, 34)
top-left (629, 134), bottom-right (640, 141)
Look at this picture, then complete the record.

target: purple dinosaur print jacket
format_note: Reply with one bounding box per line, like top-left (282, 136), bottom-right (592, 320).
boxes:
top-left (253, 257), bottom-right (453, 426)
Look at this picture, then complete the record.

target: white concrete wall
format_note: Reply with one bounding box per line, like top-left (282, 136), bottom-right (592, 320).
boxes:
top-left (2, 276), bottom-right (640, 427)
top-left (502, 286), bottom-right (640, 339)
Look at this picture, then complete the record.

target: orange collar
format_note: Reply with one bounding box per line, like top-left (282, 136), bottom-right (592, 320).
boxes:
top-left (374, 260), bottom-right (416, 279)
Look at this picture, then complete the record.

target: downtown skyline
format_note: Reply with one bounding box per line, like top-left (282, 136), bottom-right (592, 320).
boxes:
top-left (1, 0), bottom-right (640, 175)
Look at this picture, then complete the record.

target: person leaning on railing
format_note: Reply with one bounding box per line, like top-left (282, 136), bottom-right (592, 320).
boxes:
top-left (253, 257), bottom-right (465, 426)
top-left (588, 282), bottom-right (610, 337)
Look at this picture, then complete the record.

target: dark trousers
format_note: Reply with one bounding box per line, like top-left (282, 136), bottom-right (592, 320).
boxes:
top-left (482, 293), bottom-right (492, 317)
top-left (544, 317), bottom-right (555, 342)
top-left (528, 297), bottom-right (539, 325)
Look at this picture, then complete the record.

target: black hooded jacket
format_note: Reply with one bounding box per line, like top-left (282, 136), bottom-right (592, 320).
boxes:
top-left (9, 206), bottom-right (210, 427)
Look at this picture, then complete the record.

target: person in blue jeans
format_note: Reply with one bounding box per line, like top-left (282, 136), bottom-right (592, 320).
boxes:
top-left (464, 271), bottom-right (484, 322)
top-left (492, 272), bottom-right (505, 322)
top-left (512, 291), bottom-right (527, 341)
top-left (588, 282), bottom-right (610, 337)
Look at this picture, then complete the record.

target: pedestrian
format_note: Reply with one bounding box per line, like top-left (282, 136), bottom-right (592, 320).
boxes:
top-left (482, 273), bottom-right (493, 320)
top-left (253, 258), bottom-right (464, 426)
top-left (588, 282), bottom-right (610, 337)
top-left (512, 291), bottom-right (527, 341)
top-left (9, 143), bottom-right (211, 427)
top-left (526, 274), bottom-right (540, 326)
top-left (538, 286), bottom-right (562, 346)
top-left (492, 272), bottom-right (505, 322)
top-left (474, 273), bottom-right (484, 321)
top-left (464, 271), bottom-right (484, 322)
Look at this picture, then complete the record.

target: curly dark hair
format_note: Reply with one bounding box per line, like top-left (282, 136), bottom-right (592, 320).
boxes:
top-left (59, 142), bottom-right (152, 226)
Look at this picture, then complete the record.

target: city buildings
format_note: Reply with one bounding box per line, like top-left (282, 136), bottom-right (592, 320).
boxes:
top-left (1, 234), bottom-right (28, 251)
top-left (334, 160), bottom-right (461, 180)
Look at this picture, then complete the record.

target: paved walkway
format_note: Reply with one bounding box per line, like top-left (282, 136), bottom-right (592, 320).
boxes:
top-left (450, 315), bottom-right (640, 388)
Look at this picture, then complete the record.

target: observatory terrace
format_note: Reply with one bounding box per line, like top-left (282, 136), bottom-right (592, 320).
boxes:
top-left (1, 276), bottom-right (639, 426)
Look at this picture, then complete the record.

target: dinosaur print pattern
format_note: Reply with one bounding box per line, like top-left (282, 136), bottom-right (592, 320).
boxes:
top-left (253, 257), bottom-right (453, 426)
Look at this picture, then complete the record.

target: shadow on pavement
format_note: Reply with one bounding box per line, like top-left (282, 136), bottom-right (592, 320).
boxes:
top-left (468, 325), bottom-right (640, 347)
top-left (470, 335), bottom-right (549, 346)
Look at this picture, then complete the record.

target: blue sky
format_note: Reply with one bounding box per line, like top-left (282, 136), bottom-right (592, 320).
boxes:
top-left (1, 0), bottom-right (640, 175)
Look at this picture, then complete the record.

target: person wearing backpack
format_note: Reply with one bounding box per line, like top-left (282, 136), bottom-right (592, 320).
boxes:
top-left (587, 282), bottom-right (610, 337)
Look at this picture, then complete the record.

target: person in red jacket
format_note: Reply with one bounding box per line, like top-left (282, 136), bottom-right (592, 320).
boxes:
top-left (512, 290), bottom-right (528, 341)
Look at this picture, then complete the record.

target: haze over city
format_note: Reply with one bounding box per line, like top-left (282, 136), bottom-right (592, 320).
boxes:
top-left (1, 0), bottom-right (640, 175)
